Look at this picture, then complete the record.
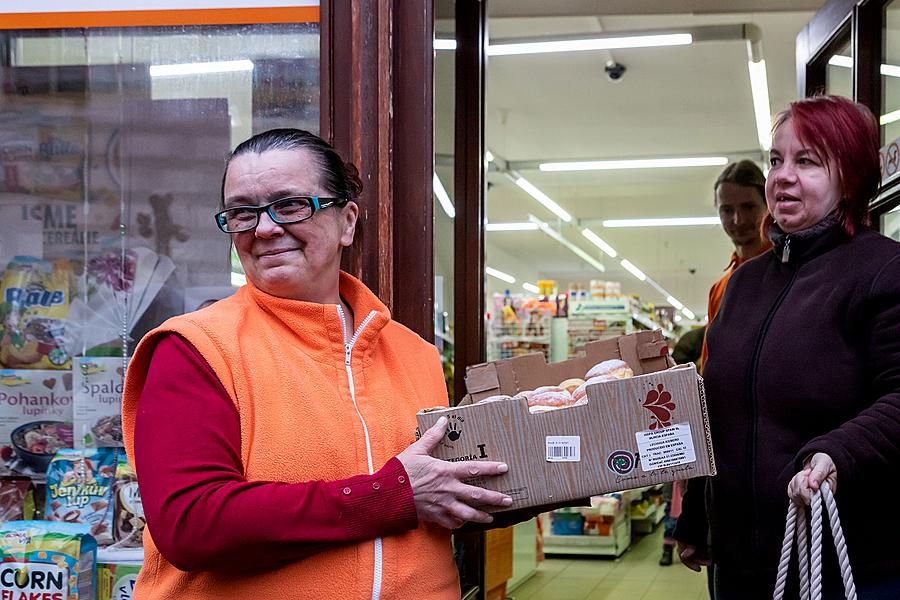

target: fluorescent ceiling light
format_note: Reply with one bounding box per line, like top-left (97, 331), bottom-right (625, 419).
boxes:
top-left (828, 55), bottom-right (853, 69)
top-left (486, 222), bottom-right (539, 231)
top-left (485, 150), bottom-right (495, 163)
top-left (666, 296), bottom-right (684, 310)
top-left (529, 215), bottom-right (605, 272)
top-left (619, 259), bottom-right (646, 281)
top-left (231, 271), bottom-right (246, 287)
top-left (581, 228), bottom-right (617, 257)
top-left (748, 59), bottom-right (773, 151)
top-left (539, 156), bottom-right (728, 172)
top-left (150, 59), bottom-right (254, 77)
top-left (829, 54), bottom-right (900, 78)
top-left (603, 217), bottom-right (720, 228)
top-left (486, 266), bottom-right (516, 284)
top-left (488, 33), bottom-right (692, 57)
top-left (514, 176), bottom-right (573, 222)
top-left (682, 307), bottom-right (697, 320)
top-left (522, 282), bottom-right (540, 293)
top-left (434, 38), bottom-right (457, 51)
top-left (881, 109), bottom-right (900, 126)
top-left (433, 173), bottom-right (456, 219)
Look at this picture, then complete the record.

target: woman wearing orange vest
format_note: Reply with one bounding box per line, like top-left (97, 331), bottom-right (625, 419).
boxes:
top-left (121, 129), bottom-right (513, 599)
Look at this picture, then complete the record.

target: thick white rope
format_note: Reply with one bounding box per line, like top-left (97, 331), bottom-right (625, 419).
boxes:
top-left (772, 482), bottom-right (856, 600)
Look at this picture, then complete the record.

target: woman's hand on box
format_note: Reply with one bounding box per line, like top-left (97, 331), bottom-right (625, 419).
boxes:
top-left (397, 416), bottom-right (514, 529)
top-left (787, 452), bottom-right (837, 506)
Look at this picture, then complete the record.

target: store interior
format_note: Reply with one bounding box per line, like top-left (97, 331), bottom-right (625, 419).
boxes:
top-left (435, 1), bottom-right (900, 599)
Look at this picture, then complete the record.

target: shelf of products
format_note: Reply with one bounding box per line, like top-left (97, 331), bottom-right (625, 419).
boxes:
top-left (487, 291), bottom-right (555, 362)
top-left (566, 296), bottom-right (634, 358)
top-left (630, 484), bottom-right (668, 535)
top-left (541, 493), bottom-right (632, 557)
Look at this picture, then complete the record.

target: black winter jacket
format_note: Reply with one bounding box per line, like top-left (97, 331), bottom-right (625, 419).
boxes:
top-left (675, 218), bottom-right (900, 584)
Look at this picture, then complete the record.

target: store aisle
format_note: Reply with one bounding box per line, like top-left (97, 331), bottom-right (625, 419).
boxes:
top-left (508, 527), bottom-right (708, 600)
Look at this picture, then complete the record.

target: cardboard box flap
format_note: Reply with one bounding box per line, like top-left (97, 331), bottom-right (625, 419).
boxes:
top-left (465, 362), bottom-right (501, 395)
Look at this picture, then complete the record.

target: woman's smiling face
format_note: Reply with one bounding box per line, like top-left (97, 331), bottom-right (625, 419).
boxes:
top-left (224, 149), bottom-right (357, 301)
top-left (766, 119), bottom-right (843, 234)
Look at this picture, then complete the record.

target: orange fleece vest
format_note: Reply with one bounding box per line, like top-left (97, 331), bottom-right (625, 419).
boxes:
top-left (122, 272), bottom-right (459, 600)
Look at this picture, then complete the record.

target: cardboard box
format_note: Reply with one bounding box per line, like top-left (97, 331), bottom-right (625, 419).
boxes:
top-left (415, 330), bottom-right (716, 512)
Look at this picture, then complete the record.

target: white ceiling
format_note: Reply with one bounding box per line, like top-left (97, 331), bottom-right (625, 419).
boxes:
top-left (434, 4), bottom-right (826, 320)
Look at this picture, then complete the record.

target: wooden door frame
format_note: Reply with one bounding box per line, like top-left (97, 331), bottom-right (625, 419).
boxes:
top-left (322, 0), bottom-right (435, 341)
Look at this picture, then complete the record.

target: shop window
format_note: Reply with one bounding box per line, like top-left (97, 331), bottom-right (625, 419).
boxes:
top-left (826, 37), bottom-right (853, 99)
top-left (0, 23), bottom-right (318, 470)
top-left (884, 2), bottom-right (900, 145)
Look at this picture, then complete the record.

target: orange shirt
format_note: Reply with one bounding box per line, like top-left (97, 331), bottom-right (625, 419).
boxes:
top-left (700, 243), bottom-right (772, 369)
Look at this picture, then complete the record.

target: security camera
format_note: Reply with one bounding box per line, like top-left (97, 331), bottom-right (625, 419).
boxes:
top-left (604, 61), bottom-right (626, 82)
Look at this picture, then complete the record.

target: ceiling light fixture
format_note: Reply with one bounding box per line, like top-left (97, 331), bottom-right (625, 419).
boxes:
top-left (666, 296), bottom-right (684, 310)
top-left (529, 215), bottom-right (606, 273)
top-left (748, 59), bottom-right (773, 151)
top-left (486, 266), bottom-right (516, 284)
top-left (539, 156), bottom-right (728, 172)
top-left (434, 38), bottom-right (457, 51)
top-left (433, 173), bottom-right (456, 219)
top-left (581, 228), bottom-right (618, 258)
top-left (486, 222), bottom-right (539, 231)
top-left (514, 175), bottom-right (573, 222)
top-left (487, 33), bottom-right (692, 57)
top-left (485, 150), bottom-right (495, 163)
top-left (602, 217), bottom-right (720, 228)
top-left (829, 54), bottom-right (900, 78)
top-left (150, 59), bottom-right (254, 77)
top-left (881, 109), bottom-right (900, 126)
top-left (522, 282), bottom-right (540, 293)
top-left (619, 259), bottom-right (647, 281)
top-left (682, 307), bottom-right (697, 320)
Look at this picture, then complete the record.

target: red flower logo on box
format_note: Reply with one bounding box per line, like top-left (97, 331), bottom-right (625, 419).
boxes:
top-left (643, 383), bottom-right (675, 430)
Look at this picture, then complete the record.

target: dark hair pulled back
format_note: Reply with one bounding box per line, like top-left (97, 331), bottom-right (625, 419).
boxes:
top-left (221, 128), bottom-right (363, 205)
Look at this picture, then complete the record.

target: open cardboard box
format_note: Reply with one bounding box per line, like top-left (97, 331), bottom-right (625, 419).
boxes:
top-left (416, 330), bottom-right (716, 512)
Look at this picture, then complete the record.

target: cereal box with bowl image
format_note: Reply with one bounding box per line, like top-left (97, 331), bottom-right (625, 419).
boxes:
top-left (0, 369), bottom-right (73, 476)
top-left (415, 330), bottom-right (717, 513)
top-left (0, 257), bottom-right (74, 371)
top-left (73, 358), bottom-right (125, 449)
top-left (45, 448), bottom-right (118, 546)
top-left (0, 521), bottom-right (96, 600)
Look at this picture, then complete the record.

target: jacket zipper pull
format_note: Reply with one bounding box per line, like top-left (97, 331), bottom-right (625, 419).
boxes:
top-left (782, 237), bottom-right (791, 263)
top-left (345, 343), bottom-right (352, 366)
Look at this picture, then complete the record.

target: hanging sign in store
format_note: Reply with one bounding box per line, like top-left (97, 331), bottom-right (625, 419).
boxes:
top-left (880, 136), bottom-right (900, 182)
top-left (0, 0), bottom-right (319, 29)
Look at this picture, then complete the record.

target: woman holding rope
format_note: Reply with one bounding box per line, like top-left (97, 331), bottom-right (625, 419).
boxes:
top-left (675, 96), bottom-right (900, 599)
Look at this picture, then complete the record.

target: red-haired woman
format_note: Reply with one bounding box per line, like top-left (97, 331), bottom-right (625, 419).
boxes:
top-left (675, 95), bottom-right (900, 599)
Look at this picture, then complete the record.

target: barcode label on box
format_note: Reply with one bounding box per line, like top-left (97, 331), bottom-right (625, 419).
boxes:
top-left (635, 423), bottom-right (696, 471)
top-left (546, 436), bottom-right (580, 462)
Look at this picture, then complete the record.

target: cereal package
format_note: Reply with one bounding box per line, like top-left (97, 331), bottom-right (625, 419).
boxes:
top-left (112, 454), bottom-right (142, 548)
top-left (0, 369), bottom-right (74, 475)
top-left (0, 477), bottom-right (35, 524)
top-left (96, 561), bottom-right (140, 600)
top-left (46, 448), bottom-right (117, 546)
top-left (0, 257), bottom-right (73, 370)
top-left (0, 521), bottom-right (96, 600)
top-left (73, 358), bottom-right (125, 448)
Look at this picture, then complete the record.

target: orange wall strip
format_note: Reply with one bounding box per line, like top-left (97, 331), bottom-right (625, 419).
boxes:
top-left (0, 6), bottom-right (319, 29)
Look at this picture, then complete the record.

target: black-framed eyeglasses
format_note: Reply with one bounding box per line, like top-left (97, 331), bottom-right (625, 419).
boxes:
top-left (215, 196), bottom-right (349, 233)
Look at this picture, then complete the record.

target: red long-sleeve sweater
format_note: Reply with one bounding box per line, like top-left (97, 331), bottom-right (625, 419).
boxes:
top-left (133, 334), bottom-right (418, 572)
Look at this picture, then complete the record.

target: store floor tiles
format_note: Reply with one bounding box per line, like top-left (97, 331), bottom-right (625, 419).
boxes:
top-left (507, 527), bottom-right (709, 600)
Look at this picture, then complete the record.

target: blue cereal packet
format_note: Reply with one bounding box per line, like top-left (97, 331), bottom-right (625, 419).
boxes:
top-left (46, 448), bottom-right (118, 545)
top-left (0, 521), bottom-right (96, 600)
